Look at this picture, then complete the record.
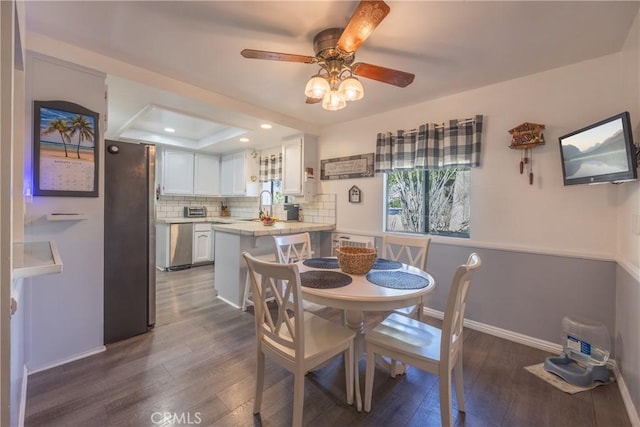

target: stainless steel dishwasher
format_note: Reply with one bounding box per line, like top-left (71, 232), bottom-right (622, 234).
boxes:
top-left (169, 223), bottom-right (193, 270)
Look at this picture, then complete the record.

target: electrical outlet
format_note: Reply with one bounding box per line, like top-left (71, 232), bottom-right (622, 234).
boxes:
top-left (632, 214), bottom-right (640, 235)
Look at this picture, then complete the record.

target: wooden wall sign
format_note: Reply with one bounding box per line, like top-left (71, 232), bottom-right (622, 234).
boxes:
top-left (321, 153), bottom-right (374, 180)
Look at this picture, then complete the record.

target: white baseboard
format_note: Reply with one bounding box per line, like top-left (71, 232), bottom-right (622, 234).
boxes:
top-left (423, 307), bottom-right (639, 426)
top-left (18, 365), bottom-right (28, 427)
top-left (611, 361), bottom-right (640, 427)
top-left (216, 295), bottom-right (240, 310)
top-left (28, 345), bottom-right (106, 375)
top-left (423, 307), bottom-right (562, 353)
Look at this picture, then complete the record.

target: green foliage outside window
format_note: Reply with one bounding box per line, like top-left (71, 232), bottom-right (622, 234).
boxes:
top-left (386, 168), bottom-right (470, 237)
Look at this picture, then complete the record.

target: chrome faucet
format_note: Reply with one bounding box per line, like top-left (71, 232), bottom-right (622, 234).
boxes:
top-left (259, 190), bottom-right (273, 218)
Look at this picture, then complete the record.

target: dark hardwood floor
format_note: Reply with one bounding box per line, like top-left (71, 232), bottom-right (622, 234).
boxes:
top-left (25, 265), bottom-right (630, 426)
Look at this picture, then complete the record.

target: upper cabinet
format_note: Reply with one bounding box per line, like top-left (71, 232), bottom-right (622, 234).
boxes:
top-left (194, 153), bottom-right (220, 196)
top-left (220, 151), bottom-right (259, 197)
top-left (161, 148), bottom-right (195, 195)
top-left (282, 134), bottom-right (318, 196)
top-left (159, 148), bottom-right (220, 196)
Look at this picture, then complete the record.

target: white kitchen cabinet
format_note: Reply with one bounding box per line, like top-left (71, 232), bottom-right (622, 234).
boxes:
top-left (232, 152), bottom-right (246, 195)
top-left (282, 134), bottom-right (318, 197)
top-left (194, 153), bottom-right (220, 196)
top-left (220, 151), bottom-right (259, 196)
top-left (161, 148), bottom-right (194, 195)
top-left (220, 154), bottom-right (234, 196)
top-left (193, 223), bottom-right (212, 264)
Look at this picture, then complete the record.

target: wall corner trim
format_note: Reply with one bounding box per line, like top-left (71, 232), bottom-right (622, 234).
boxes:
top-left (611, 361), bottom-right (640, 427)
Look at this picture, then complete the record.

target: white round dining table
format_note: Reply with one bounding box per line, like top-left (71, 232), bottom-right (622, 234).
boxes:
top-left (296, 257), bottom-right (436, 411)
top-left (297, 257), bottom-right (435, 334)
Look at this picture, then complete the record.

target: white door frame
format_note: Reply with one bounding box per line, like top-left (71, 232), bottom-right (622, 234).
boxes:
top-left (0, 1), bottom-right (15, 426)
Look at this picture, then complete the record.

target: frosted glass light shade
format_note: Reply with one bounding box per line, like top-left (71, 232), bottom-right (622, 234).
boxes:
top-left (338, 76), bottom-right (364, 101)
top-left (304, 76), bottom-right (330, 99)
top-left (322, 90), bottom-right (346, 111)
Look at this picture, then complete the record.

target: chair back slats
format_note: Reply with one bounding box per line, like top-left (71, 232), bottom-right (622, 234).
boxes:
top-left (381, 234), bottom-right (431, 270)
top-left (274, 232), bottom-right (313, 263)
top-left (244, 253), bottom-right (304, 355)
top-left (441, 253), bottom-right (481, 365)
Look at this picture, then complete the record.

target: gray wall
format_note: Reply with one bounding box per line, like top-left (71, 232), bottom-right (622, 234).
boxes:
top-left (616, 266), bottom-right (640, 414)
top-left (423, 243), bottom-right (617, 349)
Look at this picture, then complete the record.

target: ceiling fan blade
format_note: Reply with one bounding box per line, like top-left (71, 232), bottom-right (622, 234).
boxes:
top-left (337, 1), bottom-right (390, 54)
top-left (306, 97), bottom-right (322, 104)
top-left (241, 49), bottom-right (317, 64)
top-left (352, 62), bottom-right (415, 88)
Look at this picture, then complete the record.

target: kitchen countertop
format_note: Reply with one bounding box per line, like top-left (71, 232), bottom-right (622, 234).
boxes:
top-left (155, 216), bottom-right (250, 224)
top-left (212, 220), bottom-right (335, 236)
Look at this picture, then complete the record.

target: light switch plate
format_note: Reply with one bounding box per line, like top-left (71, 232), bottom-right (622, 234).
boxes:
top-left (632, 214), bottom-right (640, 235)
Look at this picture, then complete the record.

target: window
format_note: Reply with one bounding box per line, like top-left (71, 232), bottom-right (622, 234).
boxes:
top-left (385, 167), bottom-right (470, 237)
top-left (261, 180), bottom-right (284, 205)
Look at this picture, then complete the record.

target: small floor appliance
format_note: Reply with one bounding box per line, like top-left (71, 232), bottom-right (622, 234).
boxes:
top-left (544, 315), bottom-right (612, 387)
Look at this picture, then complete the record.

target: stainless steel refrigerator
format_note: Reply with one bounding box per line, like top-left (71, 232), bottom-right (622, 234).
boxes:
top-left (104, 141), bottom-right (156, 344)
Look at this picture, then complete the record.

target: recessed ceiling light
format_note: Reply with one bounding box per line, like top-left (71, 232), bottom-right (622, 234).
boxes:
top-left (260, 123), bottom-right (272, 130)
top-left (163, 127), bottom-right (175, 133)
top-left (239, 137), bottom-right (249, 142)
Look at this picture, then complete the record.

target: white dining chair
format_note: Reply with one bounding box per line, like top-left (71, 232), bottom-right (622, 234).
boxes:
top-left (381, 233), bottom-right (431, 320)
top-left (380, 233), bottom-right (431, 376)
top-left (273, 232), bottom-right (313, 264)
top-left (243, 252), bottom-right (358, 427)
top-left (241, 251), bottom-right (277, 311)
top-left (364, 253), bottom-right (481, 427)
top-left (273, 232), bottom-right (332, 314)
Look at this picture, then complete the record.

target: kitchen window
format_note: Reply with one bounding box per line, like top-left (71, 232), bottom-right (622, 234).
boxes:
top-left (261, 180), bottom-right (284, 205)
top-left (385, 167), bottom-right (470, 237)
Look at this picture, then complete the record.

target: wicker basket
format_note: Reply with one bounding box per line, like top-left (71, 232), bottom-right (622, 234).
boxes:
top-left (336, 246), bottom-right (377, 275)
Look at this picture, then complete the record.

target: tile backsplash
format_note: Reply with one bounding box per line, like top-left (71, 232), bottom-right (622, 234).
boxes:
top-left (156, 194), bottom-right (336, 224)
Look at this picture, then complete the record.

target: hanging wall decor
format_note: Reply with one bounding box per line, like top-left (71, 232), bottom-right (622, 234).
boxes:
top-left (33, 100), bottom-right (100, 197)
top-left (508, 122), bottom-right (545, 185)
top-left (348, 185), bottom-right (362, 203)
top-left (321, 153), bottom-right (374, 180)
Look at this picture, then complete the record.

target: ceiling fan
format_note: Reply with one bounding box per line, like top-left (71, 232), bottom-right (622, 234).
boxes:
top-left (240, 0), bottom-right (415, 111)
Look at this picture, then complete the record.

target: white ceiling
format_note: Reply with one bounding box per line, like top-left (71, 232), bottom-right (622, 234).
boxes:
top-left (24, 1), bottom-right (639, 154)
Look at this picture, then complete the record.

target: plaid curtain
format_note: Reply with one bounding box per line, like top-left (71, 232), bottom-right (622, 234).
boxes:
top-left (375, 115), bottom-right (483, 172)
top-left (259, 153), bottom-right (282, 182)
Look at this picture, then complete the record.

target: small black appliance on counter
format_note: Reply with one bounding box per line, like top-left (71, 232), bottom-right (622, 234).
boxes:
top-left (284, 204), bottom-right (300, 221)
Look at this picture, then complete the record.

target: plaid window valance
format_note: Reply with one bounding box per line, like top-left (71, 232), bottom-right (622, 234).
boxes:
top-left (259, 153), bottom-right (283, 182)
top-left (375, 115), bottom-right (483, 173)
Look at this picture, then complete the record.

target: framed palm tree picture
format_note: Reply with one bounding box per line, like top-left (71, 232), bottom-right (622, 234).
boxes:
top-left (33, 100), bottom-right (99, 197)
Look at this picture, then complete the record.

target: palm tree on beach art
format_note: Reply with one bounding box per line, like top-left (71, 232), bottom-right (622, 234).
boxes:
top-left (69, 114), bottom-right (94, 159)
top-left (41, 118), bottom-right (71, 157)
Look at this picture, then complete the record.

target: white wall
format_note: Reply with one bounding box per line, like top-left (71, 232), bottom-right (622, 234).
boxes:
top-left (320, 53), bottom-right (633, 259)
top-left (24, 53), bottom-right (106, 371)
top-left (616, 10), bottom-right (640, 422)
top-left (319, 44), bottom-right (640, 422)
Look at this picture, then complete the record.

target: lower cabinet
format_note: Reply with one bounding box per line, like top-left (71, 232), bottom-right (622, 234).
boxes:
top-left (193, 223), bottom-right (213, 264)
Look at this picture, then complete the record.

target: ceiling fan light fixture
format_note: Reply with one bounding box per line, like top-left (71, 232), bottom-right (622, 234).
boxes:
top-left (322, 90), bottom-right (346, 111)
top-left (305, 75), bottom-right (331, 99)
top-left (338, 76), bottom-right (364, 101)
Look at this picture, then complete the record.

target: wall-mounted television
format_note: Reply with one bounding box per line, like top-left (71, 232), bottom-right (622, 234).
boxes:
top-left (559, 111), bottom-right (638, 186)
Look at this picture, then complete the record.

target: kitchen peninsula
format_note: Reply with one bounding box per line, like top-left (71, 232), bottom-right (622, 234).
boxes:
top-left (212, 221), bottom-right (335, 307)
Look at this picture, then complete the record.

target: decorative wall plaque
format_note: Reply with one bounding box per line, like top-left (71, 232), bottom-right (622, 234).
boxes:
top-left (321, 153), bottom-right (374, 180)
top-left (348, 185), bottom-right (361, 203)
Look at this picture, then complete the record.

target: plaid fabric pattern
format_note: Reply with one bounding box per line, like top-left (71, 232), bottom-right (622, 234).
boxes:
top-left (259, 153), bottom-right (282, 182)
top-left (442, 114), bottom-right (483, 168)
top-left (375, 115), bottom-right (483, 172)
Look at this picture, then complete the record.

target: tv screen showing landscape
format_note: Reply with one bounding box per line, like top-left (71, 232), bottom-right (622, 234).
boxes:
top-left (559, 112), bottom-right (636, 185)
